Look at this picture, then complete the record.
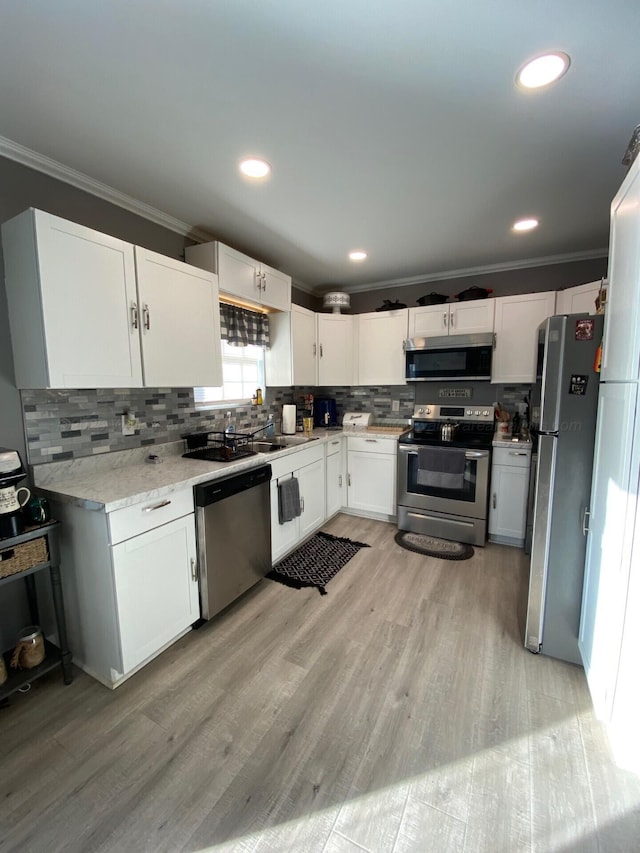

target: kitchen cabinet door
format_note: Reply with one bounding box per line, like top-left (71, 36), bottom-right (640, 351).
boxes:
top-left (555, 281), bottom-right (601, 316)
top-left (347, 443), bottom-right (397, 516)
top-left (111, 514), bottom-right (199, 674)
top-left (317, 314), bottom-right (354, 385)
top-left (579, 382), bottom-right (638, 722)
top-left (270, 478), bottom-right (300, 564)
top-left (408, 304), bottom-right (450, 338)
top-left (292, 305), bottom-right (317, 384)
top-left (135, 247), bottom-right (222, 388)
top-left (1, 208), bottom-right (142, 388)
top-left (449, 299), bottom-right (495, 335)
top-left (355, 309), bottom-right (407, 385)
top-left (602, 158), bottom-right (640, 381)
top-left (325, 438), bottom-right (345, 518)
top-left (260, 262), bottom-right (291, 312)
top-left (488, 464), bottom-right (529, 544)
top-left (492, 292), bottom-right (556, 383)
top-left (298, 457), bottom-right (326, 538)
top-left (216, 243), bottom-right (263, 304)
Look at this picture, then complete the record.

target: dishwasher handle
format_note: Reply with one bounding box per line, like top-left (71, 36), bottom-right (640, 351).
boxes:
top-left (194, 464), bottom-right (272, 507)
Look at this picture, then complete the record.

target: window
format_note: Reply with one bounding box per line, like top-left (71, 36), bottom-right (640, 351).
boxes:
top-left (194, 303), bottom-right (270, 407)
top-left (194, 341), bottom-right (265, 407)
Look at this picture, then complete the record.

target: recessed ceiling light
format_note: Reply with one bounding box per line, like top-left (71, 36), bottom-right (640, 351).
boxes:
top-left (349, 250), bottom-right (367, 262)
top-left (512, 218), bottom-right (539, 233)
top-left (516, 52), bottom-right (570, 89)
top-left (239, 158), bottom-right (271, 179)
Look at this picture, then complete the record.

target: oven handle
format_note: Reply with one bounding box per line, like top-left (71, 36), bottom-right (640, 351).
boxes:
top-left (398, 446), bottom-right (489, 460)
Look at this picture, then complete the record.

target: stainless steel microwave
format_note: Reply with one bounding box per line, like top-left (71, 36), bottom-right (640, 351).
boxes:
top-left (405, 333), bottom-right (494, 381)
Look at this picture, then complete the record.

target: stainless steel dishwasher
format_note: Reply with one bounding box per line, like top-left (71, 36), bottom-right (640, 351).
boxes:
top-left (194, 464), bottom-right (272, 620)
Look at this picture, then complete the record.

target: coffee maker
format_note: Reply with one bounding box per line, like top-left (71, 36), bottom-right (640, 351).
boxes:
top-left (0, 448), bottom-right (31, 538)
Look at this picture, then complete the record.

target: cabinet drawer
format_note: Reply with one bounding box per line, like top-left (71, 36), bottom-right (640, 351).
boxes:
top-left (108, 488), bottom-right (194, 544)
top-left (347, 435), bottom-right (396, 455)
top-left (492, 446), bottom-right (531, 468)
top-left (269, 443), bottom-right (324, 480)
top-left (326, 437), bottom-right (343, 457)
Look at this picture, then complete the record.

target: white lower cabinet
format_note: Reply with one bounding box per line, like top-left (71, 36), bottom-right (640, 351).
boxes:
top-left (488, 445), bottom-right (531, 546)
top-left (325, 436), bottom-right (345, 518)
top-left (50, 489), bottom-right (198, 688)
top-left (111, 515), bottom-right (199, 673)
top-left (270, 444), bottom-right (326, 563)
top-left (346, 436), bottom-right (397, 518)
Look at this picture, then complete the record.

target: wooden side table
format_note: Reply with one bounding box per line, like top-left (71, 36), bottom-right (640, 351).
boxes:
top-left (0, 520), bottom-right (73, 700)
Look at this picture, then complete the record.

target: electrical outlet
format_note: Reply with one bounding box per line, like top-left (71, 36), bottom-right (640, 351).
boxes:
top-left (391, 399), bottom-right (400, 412)
top-left (121, 414), bottom-right (137, 436)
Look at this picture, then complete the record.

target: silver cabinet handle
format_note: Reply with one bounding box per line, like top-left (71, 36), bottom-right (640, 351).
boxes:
top-left (131, 301), bottom-right (139, 330)
top-left (320, 344), bottom-right (324, 357)
top-left (300, 496), bottom-right (305, 512)
top-left (348, 474), bottom-right (351, 486)
top-left (143, 303), bottom-right (150, 330)
top-left (450, 312), bottom-right (455, 328)
top-left (262, 272), bottom-right (267, 291)
top-left (443, 312), bottom-right (448, 328)
top-left (190, 557), bottom-right (198, 581)
top-left (338, 474), bottom-right (342, 486)
top-left (493, 332), bottom-right (497, 350)
top-left (582, 508), bottom-right (590, 536)
top-left (365, 438), bottom-right (377, 443)
top-left (143, 499), bottom-right (171, 512)
top-left (492, 493), bottom-right (497, 509)
top-left (509, 451), bottom-right (529, 456)
top-left (331, 440), bottom-right (340, 445)
top-left (313, 343), bottom-right (317, 356)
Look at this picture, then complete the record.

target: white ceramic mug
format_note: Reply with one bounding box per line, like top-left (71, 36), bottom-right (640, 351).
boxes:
top-left (0, 485), bottom-right (31, 514)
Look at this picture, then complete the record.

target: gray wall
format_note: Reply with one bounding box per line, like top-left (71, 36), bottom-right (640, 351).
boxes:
top-left (347, 257), bottom-right (608, 314)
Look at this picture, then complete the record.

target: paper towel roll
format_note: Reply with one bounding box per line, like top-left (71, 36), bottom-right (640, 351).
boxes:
top-left (282, 405), bottom-right (296, 434)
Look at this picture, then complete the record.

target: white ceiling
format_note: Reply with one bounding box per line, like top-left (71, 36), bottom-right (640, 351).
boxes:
top-left (1, 1), bottom-right (637, 293)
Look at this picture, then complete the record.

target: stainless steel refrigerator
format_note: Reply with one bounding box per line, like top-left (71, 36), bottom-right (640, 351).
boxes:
top-left (525, 313), bottom-right (604, 664)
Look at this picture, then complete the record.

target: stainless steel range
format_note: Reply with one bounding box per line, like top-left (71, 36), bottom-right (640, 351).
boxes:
top-left (397, 404), bottom-right (494, 546)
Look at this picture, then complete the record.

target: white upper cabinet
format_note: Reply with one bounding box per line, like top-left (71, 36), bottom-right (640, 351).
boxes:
top-left (492, 292), bottom-right (556, 384)
top-left (186, 241), bottom-right (291, 312)
top-left (2, 209), bottom-right (143, 388)
top-left (408, 299), bottom-right (494, 338)
top-left (317, 314), bottom-right (354, 386)
top-left (602, 157), bottom-right (640, 382)
top-left (355, 309), bottom-right (408, 385)
top-left (1, 209), bottom-right (222, 389)
top-left (134, 248), bottom-right (222, 388)
top-left (265, 304), bottom-right (317, 387)
top-left (556, 280), bottom-right (602, 316)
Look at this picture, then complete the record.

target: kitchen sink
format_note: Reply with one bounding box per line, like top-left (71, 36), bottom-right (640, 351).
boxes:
top-left (253, 435), bottom-right (319, 452)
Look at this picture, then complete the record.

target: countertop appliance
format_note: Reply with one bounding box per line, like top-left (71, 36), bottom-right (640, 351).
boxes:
top-left (525, 313), bottom-right (603, 664)
top-left (0, 448), bottom-right (30, 538)
top-left (342, 411), bottom-right (372, 431)
top-left (314, 397), bottom-right (337, 428)
top-left (194, 464), bottom-right (272, 620)
top-left (397, 404), bottom-right (494, 545)
top-left (405, 333), bottom-right (494, 381)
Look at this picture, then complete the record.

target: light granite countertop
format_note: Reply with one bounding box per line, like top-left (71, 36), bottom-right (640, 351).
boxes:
top-left (32, 427), bottom-right (408, 513)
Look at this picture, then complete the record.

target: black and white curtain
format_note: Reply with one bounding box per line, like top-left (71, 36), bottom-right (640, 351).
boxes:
top-left (219, 303), bottom-right (270, 348)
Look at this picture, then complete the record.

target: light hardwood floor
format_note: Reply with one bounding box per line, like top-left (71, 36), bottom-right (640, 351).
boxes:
top-left (1, 513), bottom-right (639, 852)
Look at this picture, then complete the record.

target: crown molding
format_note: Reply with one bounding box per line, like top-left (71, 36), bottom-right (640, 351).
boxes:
top-left (0, 136), bottom-right (215, 242)
top-left (335, 249), bottom-right (609, 295)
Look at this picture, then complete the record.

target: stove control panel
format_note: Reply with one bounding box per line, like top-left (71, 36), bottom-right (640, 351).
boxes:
top-left (412, 404), bottom-right (494, 423)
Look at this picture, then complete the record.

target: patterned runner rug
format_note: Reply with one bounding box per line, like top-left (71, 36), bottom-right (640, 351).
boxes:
top-left (267, 531), bottom-right (370, 595)
top-left (394, 530), bottom-right (474, 560)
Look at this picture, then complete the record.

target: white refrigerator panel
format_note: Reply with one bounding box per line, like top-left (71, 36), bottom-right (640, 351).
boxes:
top-left (579, 381), bottom-right (638, 720)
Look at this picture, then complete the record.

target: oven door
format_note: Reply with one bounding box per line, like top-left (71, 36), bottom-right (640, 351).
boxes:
top-left (397, 444), bottom-right (490, 519)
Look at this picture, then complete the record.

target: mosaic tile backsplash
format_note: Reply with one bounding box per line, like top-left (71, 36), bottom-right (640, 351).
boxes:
top-left (21, 383), bottom-right (531, 465)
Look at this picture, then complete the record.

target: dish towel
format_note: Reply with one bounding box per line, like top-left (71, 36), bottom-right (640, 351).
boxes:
top-left (417, 447), bottom-right (466, 490)
top-left (278, 476), bottom-right (301, 523)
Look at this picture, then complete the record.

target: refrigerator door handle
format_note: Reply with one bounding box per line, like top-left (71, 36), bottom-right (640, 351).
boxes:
top-left (582, 507), bottom-right (590, 536)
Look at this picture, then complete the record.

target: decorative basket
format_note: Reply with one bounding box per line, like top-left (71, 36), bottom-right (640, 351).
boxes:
top-left (0, 537), bottom-right (49, 579)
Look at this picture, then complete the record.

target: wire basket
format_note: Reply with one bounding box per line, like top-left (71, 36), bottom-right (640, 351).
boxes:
top-left (0, 537), bottom-right (49, 579)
